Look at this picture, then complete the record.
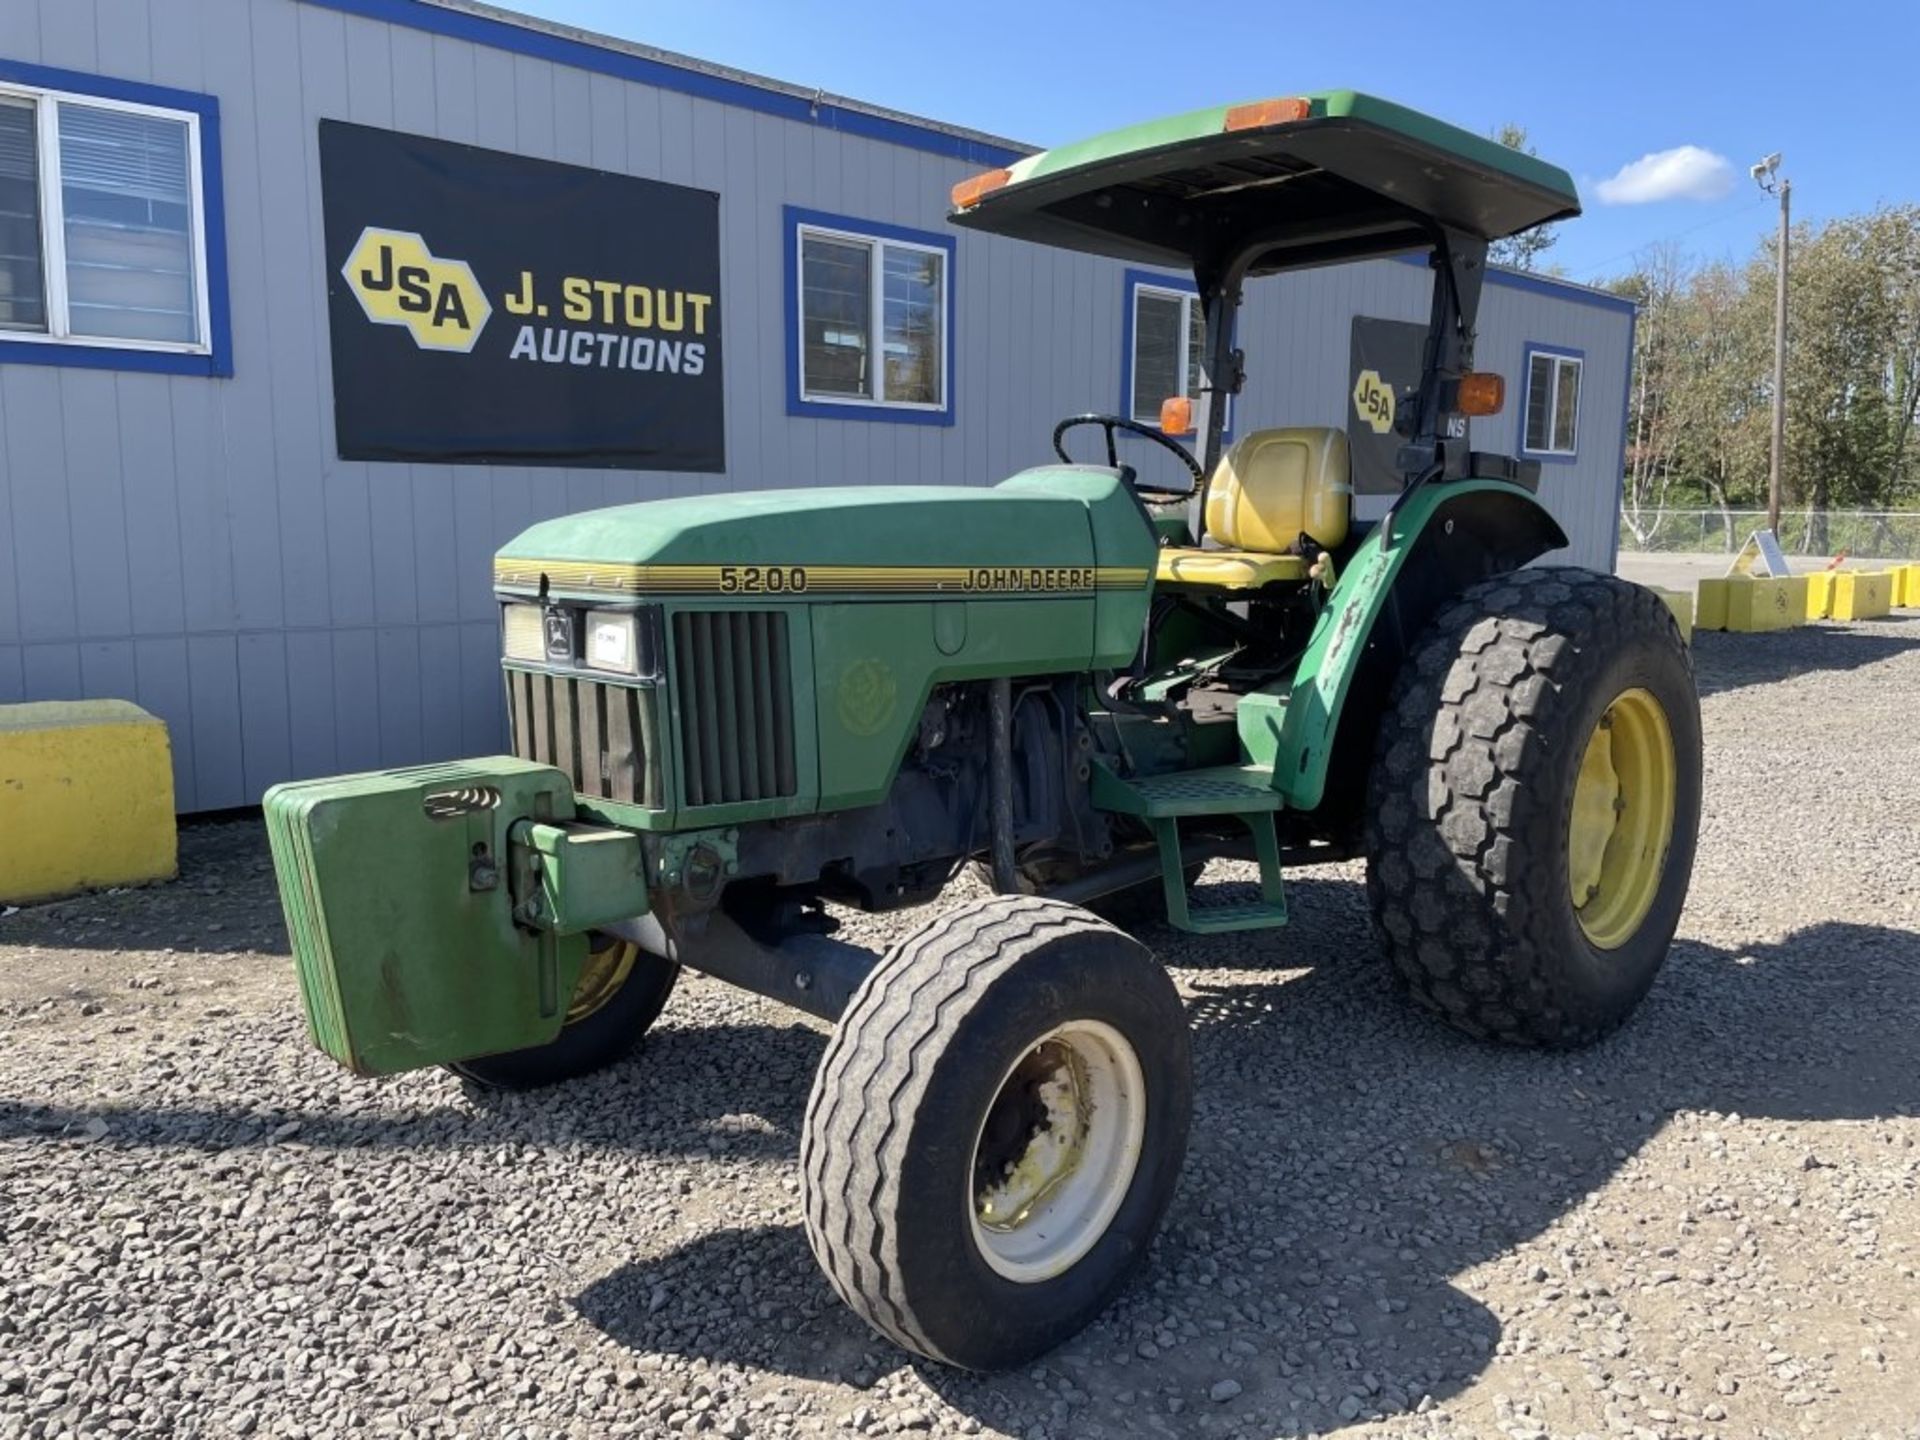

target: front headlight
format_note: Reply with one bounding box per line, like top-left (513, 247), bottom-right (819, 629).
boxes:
top-left (584, 609), bottom-right (639, 675)
top-left (502, 603), bottom-right (544, 662)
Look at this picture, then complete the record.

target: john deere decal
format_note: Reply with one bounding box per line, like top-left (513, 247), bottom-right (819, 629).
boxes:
top-left (319, 121), bottom-right (724, 472)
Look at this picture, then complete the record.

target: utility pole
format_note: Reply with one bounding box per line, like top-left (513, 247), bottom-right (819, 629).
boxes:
top-left (1751, 154), bottom-right (1790, 534)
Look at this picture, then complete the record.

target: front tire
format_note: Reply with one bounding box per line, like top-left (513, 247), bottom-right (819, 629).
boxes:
top-left (448, 935), bottom-right (678, 1090)
top-left (1365, 567), bottom-right (1702, 1048)
top-left (801, 895), bottom-right (1191, 1369)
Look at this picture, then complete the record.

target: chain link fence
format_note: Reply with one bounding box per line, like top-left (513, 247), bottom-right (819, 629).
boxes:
top-left (1619, 509), bottom-right (1920, 560)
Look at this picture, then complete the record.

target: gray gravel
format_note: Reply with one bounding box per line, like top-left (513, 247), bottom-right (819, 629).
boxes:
top-left (5, 614), bottom-right (1920, 1440)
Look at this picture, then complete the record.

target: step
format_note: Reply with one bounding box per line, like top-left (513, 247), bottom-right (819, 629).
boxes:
top-left (1093, 763), bottom-right (1283, 819)
top-left (1174, 892), bottom-right (1290, 935)
top-left (1146, 811), bottom-right (1289, 936)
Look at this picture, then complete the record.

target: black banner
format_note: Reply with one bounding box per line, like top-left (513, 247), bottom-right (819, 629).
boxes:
top-left (1347, 317), bottom-right (1428, 496)
top-left (319, 121), bottom-right (724, 472)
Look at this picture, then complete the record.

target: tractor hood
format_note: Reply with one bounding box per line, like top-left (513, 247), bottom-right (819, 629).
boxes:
top-left (493, 466), bottom-right (1158, 603)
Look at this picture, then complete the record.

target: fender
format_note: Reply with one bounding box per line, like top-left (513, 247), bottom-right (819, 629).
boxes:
top-left (1270, 479), bottom-right (1568, 812)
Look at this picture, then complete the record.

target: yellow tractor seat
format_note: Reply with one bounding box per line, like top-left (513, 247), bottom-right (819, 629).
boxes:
top-left (1155, 549), bottom-right (1308, 588)
top-left (1155, 426), bottom-right (1352, 593)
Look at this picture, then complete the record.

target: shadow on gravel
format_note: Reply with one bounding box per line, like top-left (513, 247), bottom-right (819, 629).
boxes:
top-left (573, 913), bottom-right (1920, 1436)
top-left (1690, 625), bottom-right (1920, 697)
top-left (0, 820), bottom-right (285, 957)
top-left (0, 1018), bottom-right (825, 1162)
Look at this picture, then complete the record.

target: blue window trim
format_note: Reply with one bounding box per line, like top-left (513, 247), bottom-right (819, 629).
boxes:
top-left (1119, 268), bottom-right (1232, 442)
top-left (1519, 342), bottom-right (1585, 464)
top-left (0, 58), bottom-right (232, 379)
top-left (304, 0), bottom-right (1024, 170)
top-left (783, 205), bottom-right (956, 428)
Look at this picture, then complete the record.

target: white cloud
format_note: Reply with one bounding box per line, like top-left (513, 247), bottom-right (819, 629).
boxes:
top-left (1594, 146), bottom-right (1737, 205)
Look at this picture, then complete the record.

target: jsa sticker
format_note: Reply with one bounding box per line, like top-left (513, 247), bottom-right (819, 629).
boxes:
top-left (1352, 368), bottom-right (1395, 436)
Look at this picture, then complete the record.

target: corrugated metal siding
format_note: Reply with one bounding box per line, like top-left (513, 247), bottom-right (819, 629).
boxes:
top-left (1228, 259), bottom-right (1633, 562)
top-left (0, 0), bottom-right (1630, 811)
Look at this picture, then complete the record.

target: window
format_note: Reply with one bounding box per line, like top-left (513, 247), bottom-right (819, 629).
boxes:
top-left (0, 62), bottom-right (228, 373)
top-left (785, 207), bottom-right (954, 424)
top-left (1122, 271), bottom-right (1227, 436)
top-left (1523, 346), bottom-right (1583, 457)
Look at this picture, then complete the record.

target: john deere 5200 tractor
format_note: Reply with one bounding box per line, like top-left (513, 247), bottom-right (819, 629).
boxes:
top-left (267, 91), bottom-right (1700, 1370)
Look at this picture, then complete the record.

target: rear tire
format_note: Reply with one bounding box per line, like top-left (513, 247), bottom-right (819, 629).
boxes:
top-left (1364, 567), bottom-right (1701, 1048)
top-left (801, 895), bottom-right (1191, 1369)
top-left (448, 936), bottom-right (678, 1090)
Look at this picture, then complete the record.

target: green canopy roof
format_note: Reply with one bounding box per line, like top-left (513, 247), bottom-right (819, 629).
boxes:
top-left (949, 91), bottom-right (1581, 276)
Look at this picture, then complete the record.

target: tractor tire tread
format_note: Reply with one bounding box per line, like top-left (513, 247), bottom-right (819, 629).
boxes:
top-left (800, 895), bottom-right (1116, 1363)
top-left (1364, 566), bottom-right (1693, 1048)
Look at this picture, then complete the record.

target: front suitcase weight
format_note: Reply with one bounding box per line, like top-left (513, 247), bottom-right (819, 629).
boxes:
top-left (264, 757), bottom-right (591, 1075)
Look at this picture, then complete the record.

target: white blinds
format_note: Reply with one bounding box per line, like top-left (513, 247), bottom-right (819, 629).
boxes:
top-left (58, 101), bottom-right (198, 344)
top-left (0, 99), bottom-right (45, 331)
top-left (0, 99), bottom-right (34, 180)
top-left (1131, 290), bottom-right (1183, 424)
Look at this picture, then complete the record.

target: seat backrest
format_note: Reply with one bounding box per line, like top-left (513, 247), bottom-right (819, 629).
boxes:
top-left (1204, 426), bottom-right (1351, 554)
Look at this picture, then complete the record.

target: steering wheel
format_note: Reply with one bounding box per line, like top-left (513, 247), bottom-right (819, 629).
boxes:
top-left (1051, 414), bottom-right (1204, 499)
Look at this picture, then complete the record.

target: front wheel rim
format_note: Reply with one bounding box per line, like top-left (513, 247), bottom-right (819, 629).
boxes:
top-left (1568, 687), bottom-right (1677, 950)
top-left (969, 1019), bottom-right (1147, 1284)
top-left (565, 935), bottom-right (641, 1024)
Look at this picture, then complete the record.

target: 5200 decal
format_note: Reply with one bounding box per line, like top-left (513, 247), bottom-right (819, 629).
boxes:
top-left (718, 565), bottom-right (809, 594)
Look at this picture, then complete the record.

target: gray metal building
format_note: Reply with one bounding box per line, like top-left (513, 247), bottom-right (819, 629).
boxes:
top-left (0, 0), bottom-right (1635, 812)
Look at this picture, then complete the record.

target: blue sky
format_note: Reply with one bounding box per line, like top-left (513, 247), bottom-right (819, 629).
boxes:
top-left (507, 0), bottom-right (1912, 284)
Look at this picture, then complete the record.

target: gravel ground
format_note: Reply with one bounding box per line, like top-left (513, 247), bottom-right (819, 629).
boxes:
top-left (4, 615), bottom-right (1920, 1440)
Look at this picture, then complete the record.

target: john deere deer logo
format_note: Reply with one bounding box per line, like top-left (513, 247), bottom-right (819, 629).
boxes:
top-left (342, 227), bottom-right (491, 353)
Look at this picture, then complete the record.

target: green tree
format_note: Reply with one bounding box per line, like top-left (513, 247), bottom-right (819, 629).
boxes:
top-left (1487, 124), bottom-right (1559, 272)
top-left (1857, 206), bottom-right (1920, 521)
top-left (1768, 208), bottom-right (1920, 547)
top-left (1668, 261), bottom-right (1771, 537)
top-left (1606, 203), bottom-right (1920, 555)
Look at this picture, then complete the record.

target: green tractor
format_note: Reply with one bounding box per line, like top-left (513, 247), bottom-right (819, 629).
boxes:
top-left (267, 91), bottom-right (1700, 1370)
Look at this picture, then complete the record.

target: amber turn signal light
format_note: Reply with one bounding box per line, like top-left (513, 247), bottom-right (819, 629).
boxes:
top-left (1457, 372), bottom-right (1505, 417)
top-left (951, 168), bottom-right (1011, 210)
top-left (1159, 395), bottom-right (1194, 435)
top-left (1223, 97), bottom-right (1313, 133)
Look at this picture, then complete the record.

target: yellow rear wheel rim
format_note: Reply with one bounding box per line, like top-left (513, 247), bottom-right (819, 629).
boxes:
top-left (1568, 687), bottom-right (1676, 950)
top-left (566, 934), bottom-right (640, 1024)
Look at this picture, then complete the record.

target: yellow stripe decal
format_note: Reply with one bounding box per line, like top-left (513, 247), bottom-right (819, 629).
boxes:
top-left (493, 559), bottom-right (1153, 597)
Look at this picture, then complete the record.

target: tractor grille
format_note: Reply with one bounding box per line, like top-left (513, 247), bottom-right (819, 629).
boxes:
top-left (506, 669), bottom-right (663, 809)
top-left (672, 610), bottom-right (798, 807)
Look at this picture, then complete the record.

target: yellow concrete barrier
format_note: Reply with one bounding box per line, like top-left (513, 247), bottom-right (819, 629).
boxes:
top-left (1894, 564), bottom-right (1920, 608)
top-left (1806, 571), bottom-right (1836, 620)
top-left (1831, 570), bottom-right (1894, 622)
top-left (0, 700), bottom-right (177, 904)
top-left (1695, 574), bottom-right (1806, 632)
top-left (1696, 578), bottom-right (1728, 631)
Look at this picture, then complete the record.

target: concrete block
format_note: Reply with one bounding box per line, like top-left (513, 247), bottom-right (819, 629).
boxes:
top-left (1806, 570), bottom-right (1836, 620)
top-left (1894, 564), bottom-right (1920, 608)
top-left (1831, 570), bottom-right (1894, 622)
top-left (1696, 578), bottom-right (1728, 632)
top-left (1720, 575), bottom-right (1808, 633)
top-left (0, 700), bottom-right (177, 904)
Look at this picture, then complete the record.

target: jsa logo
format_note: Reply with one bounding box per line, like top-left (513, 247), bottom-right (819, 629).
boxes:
top-left (342, 227), bottom-right (492, 353)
